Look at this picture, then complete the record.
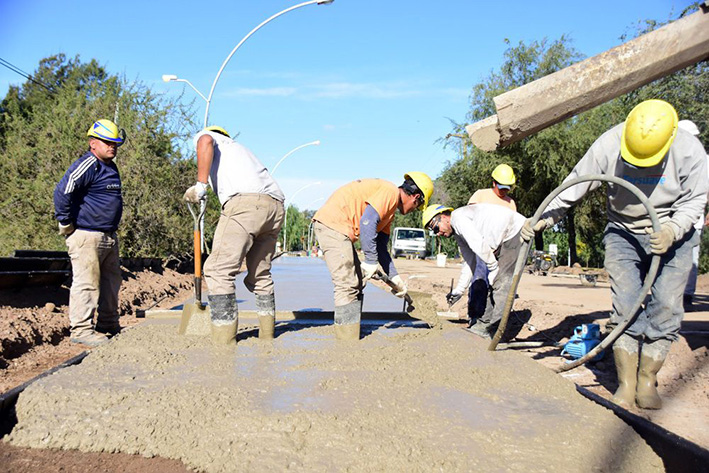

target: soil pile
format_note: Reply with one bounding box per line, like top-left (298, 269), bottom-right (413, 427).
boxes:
top-left (7, 321), bottom-right (662, 473)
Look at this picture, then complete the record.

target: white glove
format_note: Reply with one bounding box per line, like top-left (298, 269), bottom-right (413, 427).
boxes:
top-left (446, 290), bottom-right (463, 306)
top-left (183, 181), bottom-right (208, 203)
top-left (361, 262), bottom-right (379, 283)
top-left (646, 224), bottom-right (675, 255)
top-left (486, 259), bottom-right (499, 286)
top-left (520, 218), bottom-right (549, 242)
top-left (488, 267), bottom-right (499, 286)
top-left (58, 222), bottom-right (75, 236)
top-left (390, 275), bottom-right (408, 298)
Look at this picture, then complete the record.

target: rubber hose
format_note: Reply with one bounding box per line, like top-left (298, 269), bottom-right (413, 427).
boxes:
top-left (487, 174), bottom-right (661, 374)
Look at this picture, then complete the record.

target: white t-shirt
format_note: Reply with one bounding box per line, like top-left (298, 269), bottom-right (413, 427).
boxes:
top-left (193, 131), bottom-right (285, 205)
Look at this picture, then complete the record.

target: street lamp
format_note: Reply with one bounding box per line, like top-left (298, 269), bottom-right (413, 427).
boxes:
top-left (283, 181), bottom-right (321, 253)
top-left (271, 140), bottom-right (321, 175)
top-left (162, 0), bottom-right (334, 127)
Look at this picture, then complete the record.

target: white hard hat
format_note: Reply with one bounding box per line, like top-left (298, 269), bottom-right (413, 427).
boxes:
top-left (678, 119), bottom-right (700, 136)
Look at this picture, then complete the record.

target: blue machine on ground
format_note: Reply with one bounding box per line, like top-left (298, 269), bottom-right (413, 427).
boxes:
top-left (561, 324), bottom-right (604, 362)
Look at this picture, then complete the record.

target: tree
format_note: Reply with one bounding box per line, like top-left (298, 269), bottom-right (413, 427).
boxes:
top-left (0, 54), bottom-right (199, 257)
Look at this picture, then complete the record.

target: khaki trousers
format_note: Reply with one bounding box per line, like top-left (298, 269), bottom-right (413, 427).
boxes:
top-left (313, 221), bottom-right (363, 306)
top-left (65, 229), bottom-right (122, 336)
top-left (204, 194), bottom-right (284, 296)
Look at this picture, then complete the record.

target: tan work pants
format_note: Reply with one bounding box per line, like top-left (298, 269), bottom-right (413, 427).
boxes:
top-left (65, 229), bottom-right (122, 336)
top-left (313, 221), bottom-right (363, 306)
top-left (204, 193), bottom-right (284, 296)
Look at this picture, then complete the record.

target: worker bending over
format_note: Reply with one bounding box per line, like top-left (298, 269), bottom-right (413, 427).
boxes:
top-left (522, 100), bottom-right (708, 409)
top-left (184, 126), bottom-right (285, 345)
top-left (466, 164), bottom-right (518, 326)
top-left (312, 173), bottom-right (433, 340)
top-left (423, 203), bottom-right (526, 339)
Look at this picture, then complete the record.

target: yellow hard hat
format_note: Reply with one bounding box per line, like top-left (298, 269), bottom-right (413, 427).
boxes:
top-left (491, 163), bottom-right (516, 186)
top-left (87, 119), bottom-right (125, 145)
top-left (422, 204), bottom-right (453, 228)
top-left (205, 126), bottom-right (231, 138)
top-left (620, 100), bottom-right (678, 168)
top-left (404, 172), bottom-right (434, 210)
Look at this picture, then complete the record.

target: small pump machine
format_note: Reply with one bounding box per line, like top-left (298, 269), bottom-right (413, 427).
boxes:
top-left (561, 324), bottom-right (604, 361)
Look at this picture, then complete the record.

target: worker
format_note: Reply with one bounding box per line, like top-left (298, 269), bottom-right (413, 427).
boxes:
top-left (183, 126), bottom-right (285, 345)
top-left (422, 202), bottom-right (526, 339)
top-left (54, 119), bottom-right (126, 347)
top-left (521, 100), bottom-right (708, 410)
top-left (312, 173), bottom-right (434, 340)
top-left (466, 164), bottom-right (517, 326)
top-left (677, 120), bottom-right (708, 311)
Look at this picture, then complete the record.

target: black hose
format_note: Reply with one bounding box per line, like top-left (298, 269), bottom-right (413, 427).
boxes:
top-left (487, 174), bottom-right (661, 373)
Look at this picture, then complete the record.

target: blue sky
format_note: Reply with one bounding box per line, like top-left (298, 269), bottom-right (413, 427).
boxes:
top-left (1, 0), bottom-right (692, 209)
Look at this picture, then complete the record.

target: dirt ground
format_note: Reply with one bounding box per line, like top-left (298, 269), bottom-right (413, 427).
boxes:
top-left (0, 256), bottom-right (706, 471)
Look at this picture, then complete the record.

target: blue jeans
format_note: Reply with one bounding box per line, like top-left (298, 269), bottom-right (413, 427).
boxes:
top-left (604, 222), bottom-right (697, 342)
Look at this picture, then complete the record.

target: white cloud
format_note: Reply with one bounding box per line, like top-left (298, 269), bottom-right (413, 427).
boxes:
top-left (225, 87), bottom-right (297, 97)
top-left (323, 124), bottom-right (336, 131)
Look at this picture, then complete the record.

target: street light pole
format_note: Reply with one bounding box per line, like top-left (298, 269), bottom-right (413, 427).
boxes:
top-left (203, 0), bottom-right (334, 127)
top-left (283, 181), bottom-right (321, 253)
top-left (271, 140), bottom-right (320, 175)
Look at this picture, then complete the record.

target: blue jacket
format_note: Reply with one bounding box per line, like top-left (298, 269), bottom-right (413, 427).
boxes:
top-left (54, 151), bottom-right (123, 232)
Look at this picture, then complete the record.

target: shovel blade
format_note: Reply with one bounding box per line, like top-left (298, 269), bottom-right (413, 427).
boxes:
top-left (177, 303), bottom-right (211, 336)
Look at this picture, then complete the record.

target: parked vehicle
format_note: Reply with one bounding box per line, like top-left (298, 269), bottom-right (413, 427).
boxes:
top-left (391, 227), bottom-right (427, 259)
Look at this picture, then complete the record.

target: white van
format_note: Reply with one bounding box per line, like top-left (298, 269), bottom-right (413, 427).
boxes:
top-left (391, 227), bottom-right (427, 259)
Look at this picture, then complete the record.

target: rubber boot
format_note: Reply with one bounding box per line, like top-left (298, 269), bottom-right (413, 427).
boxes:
top-left (208, 293), bottom-right (238, 346)
top-left (255, 293), bottom-right (276, 340)
top-left (334, 300), bottom-right (361, 341)
top-left (611, 334), bottom-right (639, 409)
top-left (636, 339), bottom-right (670, 409)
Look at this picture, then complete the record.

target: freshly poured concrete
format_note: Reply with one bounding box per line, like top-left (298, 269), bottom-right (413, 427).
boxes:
top-left (7, 319), bottom-right (662, 472)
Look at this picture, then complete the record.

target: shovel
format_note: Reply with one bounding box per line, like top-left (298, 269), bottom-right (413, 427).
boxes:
top-left (178, 200), bottom-right (211, 335)
top-left (372, 270), bottom-right (415, 313)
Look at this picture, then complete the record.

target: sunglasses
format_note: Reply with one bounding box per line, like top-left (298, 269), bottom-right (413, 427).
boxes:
top-left (428, 216), bottom-right (441, 234)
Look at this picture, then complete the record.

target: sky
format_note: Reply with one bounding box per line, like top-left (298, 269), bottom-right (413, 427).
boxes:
top-left (0, 0), bottom-right (693, 209)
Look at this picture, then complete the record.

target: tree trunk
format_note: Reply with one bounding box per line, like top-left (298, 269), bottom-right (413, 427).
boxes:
top-left (567, 209), bottom-right (578, 266)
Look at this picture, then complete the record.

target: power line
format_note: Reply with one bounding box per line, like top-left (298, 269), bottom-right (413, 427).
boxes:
top-left (0, 57), bottom-right (55, 94)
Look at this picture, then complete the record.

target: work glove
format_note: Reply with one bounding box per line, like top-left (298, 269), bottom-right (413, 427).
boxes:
top-left (520, 218), bottom-right (549, 242)
top-left (361, 262), bottom-right (379, 284)
top-left (389, 275), bottom-right (408, 298)
top-left (486, 260), bottom-right (499, 285)
top-left (646, 224), bottom-right (675, 255)
top-left (446, 290), bottom-right (463, 306)
top-left (58, 222), bottom-right (75, 236)
top-left (183, 181), bottom-right (209, 203)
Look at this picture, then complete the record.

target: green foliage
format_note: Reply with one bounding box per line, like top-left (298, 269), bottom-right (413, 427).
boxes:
top-left (279, 205), bottom-right (314, 252)
top-left (439, 7), bottom-right (709, 270)
top-left (0, 54), bottom-right (199, 257)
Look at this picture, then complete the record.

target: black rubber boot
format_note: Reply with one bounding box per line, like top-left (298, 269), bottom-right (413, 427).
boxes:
top-left (636, 339), bottom-right (670, 409)
top-left (611, 334), bottom-right (640, 409)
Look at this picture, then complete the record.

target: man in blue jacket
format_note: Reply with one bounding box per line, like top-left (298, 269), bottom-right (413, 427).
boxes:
top-left (54, 119), bottom-right (125, 347)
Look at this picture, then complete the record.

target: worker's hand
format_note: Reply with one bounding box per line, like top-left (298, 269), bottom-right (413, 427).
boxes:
top-left (520, 218), bottom-right (549, 242)
top-left (446, 290), bottom-right (463, 306)
top-left (389, 275), bottom-right (408, 298)
top-left (58, 222), bottom-right (75, 236)
top-left (183, 181), bottom-right (208, 203)
top-left (360, 262), bottom-right (379, 284)
top-left (645, 224), bottom-right (675, 255)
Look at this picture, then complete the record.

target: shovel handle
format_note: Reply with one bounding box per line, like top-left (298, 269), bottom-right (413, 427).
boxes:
top-left (187, 201), bottom-right (207, 308)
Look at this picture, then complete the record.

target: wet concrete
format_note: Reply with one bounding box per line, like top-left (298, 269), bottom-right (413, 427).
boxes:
top-left (7, 319), bottom-right (662, 472)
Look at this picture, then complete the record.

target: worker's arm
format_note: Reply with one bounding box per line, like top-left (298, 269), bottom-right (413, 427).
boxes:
top-left (540, 129), bottom-right (611, 226)
top-left (195, 134), bottom-right (214, 184)
top-left (667, 146), bottom-right (709, 240)
top-left (375, 231), bottom-right (397, 277)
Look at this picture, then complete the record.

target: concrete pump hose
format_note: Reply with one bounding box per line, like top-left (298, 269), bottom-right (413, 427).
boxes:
top-left (487, 174), bottom-right (661, 374)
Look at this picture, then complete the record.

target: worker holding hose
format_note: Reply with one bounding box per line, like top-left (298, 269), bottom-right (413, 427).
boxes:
top-left (183, 126), bottom-right (285, 345)
top-left (312, 173), bottom-right (433, 341)
top-left (521, 100), bottom-right (708, 410)
top-left (422, 203), bottom-right (526, 339)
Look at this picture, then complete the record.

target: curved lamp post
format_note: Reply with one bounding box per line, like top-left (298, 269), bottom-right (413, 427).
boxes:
top-left (283, 181), bottom-right (321, 253)
top-left (271, 140), bottom-right (321, 175)
top-left (162, 0), bottom-right (334, 127)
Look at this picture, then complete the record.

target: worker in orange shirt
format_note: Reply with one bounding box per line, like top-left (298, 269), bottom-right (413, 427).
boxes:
top-left (312, 173), bottom-right (434, 340)
top-left (465, 164), bottom-right (517, 326)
